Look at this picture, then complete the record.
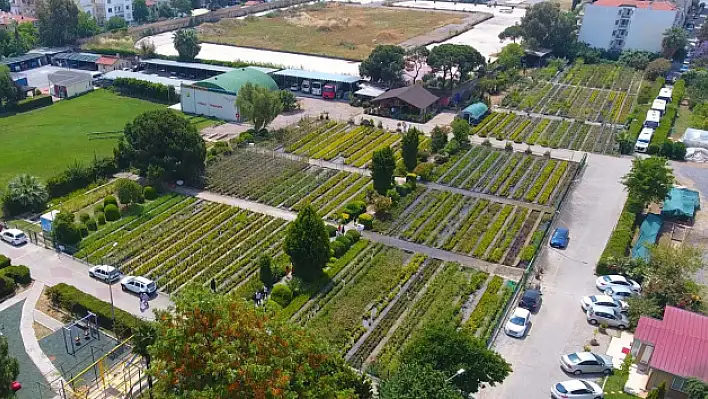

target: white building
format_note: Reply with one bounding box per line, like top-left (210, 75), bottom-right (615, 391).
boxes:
top-left (578, 0), bottom-right (683, 53)
top-left (48, 70), bottom-right (93, 99)
top-left (74, 0), bottom-right (132, 25)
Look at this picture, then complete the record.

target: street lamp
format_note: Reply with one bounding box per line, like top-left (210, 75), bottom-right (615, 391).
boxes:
top-left (446, 368), bottom-right (466, 383)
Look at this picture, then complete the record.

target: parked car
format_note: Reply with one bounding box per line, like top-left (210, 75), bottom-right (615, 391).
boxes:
top-left (519, 289), bottom-right (542, 312)
top-left (88, 265), bottom-right (121, 283)
top-left (1, 229), bottom-right (28, 246)
top-left (580, 294), bottom-right (628, 312)
top-left (290, 82), bottom-right (299, 91)
top-left (550, 227), bottom-right (569, 249)
top-left (595, 275), bottom-right (641, 293)
top-left (504, 307), bottom-right (531, 338)
top-left (301, 80), bottom-right (311, 94)
top-left (586, 304), bottom-right (630, 329)
top-left (120, 276), bottom-right (157, 295)
top-left (551, 379), bottom-right (604, 399)
top-left (604, 286), bottom-right (635, 302)
top-left (560, 352), bottom-right (614, 375)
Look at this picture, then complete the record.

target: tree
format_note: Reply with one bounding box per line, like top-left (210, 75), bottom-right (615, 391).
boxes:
top-left (661, 27), bottom-right (688, 59)
top-left (1, 174), bottom-right (48, 216)
top-left (115, 178), bottom-right (143, 204)
top-left (173, 28), bottom-right (201, 61)
top-left (258, 254), bottom-right (274, 287)
top-left (116, 109), bottom-right (206, 184)
top-left (428, 44), bottom-right (484, 88)
top-left (279, 90), bottom-right (298, 112)
top-left (518, 2), bottom-right (577, 57)
top-left (52, 211), bottom-right (81, 246)
top-left (36, 0), bottom-right (79, 46)
top-left (644, 58), bottom-right (671, 80)
top-left (371, 147), bottom-right (396, 194)
top-left (626, 296), bottom-right (662, 327)
top-left (498, 24), bottom-right (523, 43)
top-left (622, 156), bottom-right (673, 212)
top-left (157, 2), bottom-right (175, 18)
top-left (497, 43), bottom-right (525, 71)
top-left (137, 39), bottom-right (157, 57)
top-left (148, 287), bottom-right (372, 398)
top-left (451, 118), bottom-right (470, 145)
top-left (105, 16), bottom-right (127, 31)
top-left (0, 336), bottom-right (19, 399)
top-left (132, 322), bottom-right (157, 398)
top-left (171, 0), bottom-right (192, 14)
top-left (133, 0), bottom-right (151, 22)
top-left (76, 11), bottom-right (99, 38)
top-left (17, 22), bottom-right (39, 50)
top-left (235, 82), bottom-right (283, 132)
top-left (284, 205), bottom-right (330, 282)
top-left (685, 378), bottom-right (708, 399)
top-left (359, 45), bottom-right (405, 87)
top-left (401, 128), bottom-right (420, 172)
top-left (0, 65), bottom-right (17, 107)
top-left (402, 324), bottom-right (511, 394)
top-left (641, 244), bottom-right (703, 310)
top-left (380, 363), bottom-right (462, 399)
top-left (405, 46), bottom-right (429, 83)
top-left (698, 22), bottom-right (708, 42)
top-left (431, 125), bottom-right (449, 153)
top-left (618, 50), bottom-right (654, 70)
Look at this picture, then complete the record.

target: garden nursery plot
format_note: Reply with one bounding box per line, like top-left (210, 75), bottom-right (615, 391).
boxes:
top-left (470, 113), bottom-right (620, 154)
top-left (282, 120), bottom-right (400, 167)
top-left (205, 148), bottom-right (371, 219)
top-left (431, 145), bottom-right (578, 200)
top-left (379, 189), bottom-right (550, 267)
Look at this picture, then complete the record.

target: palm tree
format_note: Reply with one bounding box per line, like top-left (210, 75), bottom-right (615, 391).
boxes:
top-left (2, 174), bottom-right (48, 215)
top-left (662, 27), bottom-right (688, 59)
top-left (132, 322), bottom-right (157, 399)
top-left (173, 29), bottom-right (201, 61)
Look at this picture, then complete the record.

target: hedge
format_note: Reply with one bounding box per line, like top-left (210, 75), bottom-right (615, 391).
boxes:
top-left (104, 195), bottom-right (118, 207)
top-left (46, 283), bottom-right (144, 338)
top-left (0, 276), bottom-right (16, 298)
top-left (0, 255), bottom-right (10, 268)
top-left (596, 198), bottom-right (638, 275)
top-left (143, 186), bottom-right (157, 200)
top-left (0, 266), bottom-right (31, 285)
top-left (46, 158), bottom-right (117, 198)
top-left (648, 104), bottom-right (676, 153)
top-left (672, 79), bottom-right (685, 104)
top-left (1, 95), bottom-right (53, 114)
top-left (104, 204), bottom-right (120, 221)
top-left (112, 78), bottom-right (178, 103)
top-left (270, 284), bottom-right (293, 307)
top-left (358, 213), bottom-right (373, 229)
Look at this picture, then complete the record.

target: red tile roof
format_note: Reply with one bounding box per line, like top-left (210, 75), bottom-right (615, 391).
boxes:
top-left (96, 56), bottom-right (120, 66)
top-left (0, 11), bottom-right (38, 26)
top-left (592, 0), bottom-right (677, 10)
top-left (635, 306), bottom-right (708, 382)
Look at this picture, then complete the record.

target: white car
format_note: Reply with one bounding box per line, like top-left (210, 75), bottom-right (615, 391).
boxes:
top-left (595, 275), bottom-right (641, 293)
top-left (88, 265), bottom-right (121, 283)
top-left (560, 352), bottom-right (614, 375)
top-left (504, 307), bottom-right (531, 338)
top-left (1, 229), bottom-right (28, 246)
top-left (604, 286), bottom-right (636, 302)
top-left (551, 379), bottom-right (604, 399)
top-left (580, 294), bottom-right (628, 312)
top-left (120, 276), bottom-right (157, 295)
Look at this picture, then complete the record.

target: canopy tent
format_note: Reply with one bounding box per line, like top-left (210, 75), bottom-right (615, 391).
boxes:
top-left (460, 102), bottom-right (489, 124)
top-left (661, 187), bottom-right (700, 219)
top-left (631, 214), bottom-right (663, 262)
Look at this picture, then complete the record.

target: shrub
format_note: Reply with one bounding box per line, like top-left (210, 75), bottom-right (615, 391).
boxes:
top-left (143, 186), bottom-right (158, 200)
top-left (96, 212), bottom-right (106, 225)
top-left (46, 158), bottom-right (117, 199)
top-left (345, 229), bottom-right (361, 242)
top-left (78, 223), bottom-right (89, 237)
top-left (86, 218), bottom-right (98, 231)
top-left (413, 163), bottom-right (434, 181)
top-left (79, 213), bottom-right (91, 223)
top-left (597, 198), bottom-right (638, 274)
top-left (46, 283), bottom-right (143, 338)
top-left (358, 213), bottom-right (373, 229)
top-left (0, 255), bottom-right (10, 268)
top-left (104, 204), bottom-right (120, 221)
top-left (331, 240), bottom-right (348, 258)
top-left (505, 141), bottom-right (514, 151)
top-left (94, 204), bottom-right (104, 214)
top-left (326, 225), bottom-right (338, 237)
top-left (520, 246), bottom-right (536, 263)
top-left (270, 284), bottom-right (293, 307)
top-left (112, 78), bottom-right (177, 102)
top-left (104, 195), bottom-right (118, 208)
top-left (336, 235), bottom-right (352, 248)
top-left (0, 275), bottom-right (16, 298)
top-left (0, 265), bottom-right (31, 285)
top-left (343, 201), bottom-right (367, 217)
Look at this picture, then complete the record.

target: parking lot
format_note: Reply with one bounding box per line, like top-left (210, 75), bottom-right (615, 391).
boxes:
top-left (478, 154), bottom-right (633, 399)
top-left (11, 65), bottom-right (84, 91)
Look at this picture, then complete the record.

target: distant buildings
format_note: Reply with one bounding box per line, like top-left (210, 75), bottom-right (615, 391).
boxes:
top-left (578, 0), bottom-right (685, 53)
top-left (75, 0), bottom-right (133, 25)
top-left (0, 11), bottom-right (37, 30)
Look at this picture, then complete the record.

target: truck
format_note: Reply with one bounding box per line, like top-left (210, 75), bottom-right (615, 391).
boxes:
top-left (311, 81), bottom-right (323, 96)
top-left (322, 83), bottom-right (341, 99)
top-left (634, 127), bottom-right (655, 153)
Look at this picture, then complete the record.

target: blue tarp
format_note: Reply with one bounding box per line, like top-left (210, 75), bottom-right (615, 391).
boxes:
top-left (631, 214), bottom-right (663, 262)
top-left (662, 187), bottom-right (700, 219)
top-left (460, 102), bottom-right (488, 121)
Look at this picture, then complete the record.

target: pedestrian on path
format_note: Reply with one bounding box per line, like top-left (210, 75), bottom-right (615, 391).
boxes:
top-left (140, 292), bottom-right (150, 313)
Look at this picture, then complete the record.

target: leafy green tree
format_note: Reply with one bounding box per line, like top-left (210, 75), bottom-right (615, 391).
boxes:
top-left (157, 2), bottom-right (175, 18)
top-left (17, 22), bottom-right (39, 50)
top-left (148, 287), bottom-right (372, 398)
top-left (279, 90), bottom-right (298, 112)
top-left (626, 296), bottom-right (662, 327)
top-left (284, 205), bottom-right (330, 282)
top-left (622, 156), bottom-right (674, 212)
top-left (0, 65), bottom-right (17, 107)
top-left (52, 211), bottom-right (81, 246)
top-left (133, 0), bottom-right (151, 22)
top-left (498, 24), bottom-right (523, 43)
top-left (1, 174), bottom-right (48, 216)
top-left (518, 2), bottom-right (577, 57)
top-left (36, 0), bottom-right (79, 46)
top-left (0, 336), bottom-right (19, 399)
top-left (618, 50), bottom-right (654, 70)
top-left (235, 82), bottom-right (283, 132)
top-left (76, 11), bottom-right (100, 38)
top-left (258, 254), bottom-right (274, 287)
top-left (430, 125), bottom-right (449, 153)
top-left (171, 0), bottom-right (192, 14)
top-left (451, 118), bottom-right (470, 145)
top-left (497, 43), bottom-right (525, 71)
top-left (685, 378), bottom-right (708, 399)
top-left (402, 324), bottom-right (511, 394)
top-left (132, 322), bottom-right (157, 398)
top-left (359, 45), bottom-right (405, 87)
top-left (371, 147), bottom-right (396, 194)
top-left (117, 109), bottom-right (206, 184)
top-left (105, 16), bottom-right (127, 31)
top-left (380, 363), bottom-right (462, 399)
top-left (428, 44), bottom-right (484, 88)
top-left (401, 128), bottom-right (420, 172)
top-left (644, 58), bottom-right (671, 80)
top-left (173, 28), bottom-right (201, 61)
top-left (662, 27), bottom-right (688, 59)
top-left (115, 178), bottom-right (143, 204)
top-left (405, 46), bottom-right (429, 83)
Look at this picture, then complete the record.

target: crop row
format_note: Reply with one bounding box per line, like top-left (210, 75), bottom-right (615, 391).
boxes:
top-left (465, 276), bottom-right (506, 338)
top-left (472, 205), bottom-right (514, 258)
top-left (503, 210), bottom-right (541, 266)
top-left (285, 120), bottom-right (341, 153)
top-left (537, 162), bottom-right (568, 205)
top-left (524, 160), bottom-right (558, 202)
top-left (401, 191), bottom-right (451, 240)
top-left (487, 208), bottom-right (529, 263)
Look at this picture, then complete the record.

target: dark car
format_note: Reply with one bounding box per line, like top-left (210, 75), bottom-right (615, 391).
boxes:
top-left (519, 289), bottom-right (542, 312)
top-left (550, 227), bottom-right (570, 249)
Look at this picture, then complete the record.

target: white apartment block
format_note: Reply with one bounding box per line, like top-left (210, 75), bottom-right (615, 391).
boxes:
top-left (578, 0), bottom-right (684, 53)
top-left (76, 0), bottom-right (133, 25)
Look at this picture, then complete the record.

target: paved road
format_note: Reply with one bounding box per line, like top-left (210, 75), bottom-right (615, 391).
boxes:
top-left (0, 243), bottom-right (172, 321)
top-left (478, 153), bottom-right (633, 399)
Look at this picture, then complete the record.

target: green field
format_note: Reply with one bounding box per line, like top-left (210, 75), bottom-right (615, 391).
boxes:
top-left (0, 89), bottom-right (164, 190)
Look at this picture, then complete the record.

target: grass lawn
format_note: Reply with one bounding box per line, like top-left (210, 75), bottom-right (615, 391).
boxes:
top-left (0, 89), bottom-right (164, 190)
top-left (197, 3), bottom-right (464, 60)
top-left (604, 374), bottom-right (638, 399)
top-left (673, 104), bottom-right (692, 138)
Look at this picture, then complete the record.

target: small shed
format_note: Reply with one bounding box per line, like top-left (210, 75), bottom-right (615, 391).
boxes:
top-left (460, 102), bottom-right (489, 124)
top-left (682, 128), bottom-right (708, 150)
top-left (370, 85), bottom-right (439, 120)
top-left (662, 187), bottom-right (700, 220)
top-left (354, 85), bottom-right (387, 100)
top-left (48, 70), bottom-right (93, 98)
top-left (40, 210), bottom-right (60, 233)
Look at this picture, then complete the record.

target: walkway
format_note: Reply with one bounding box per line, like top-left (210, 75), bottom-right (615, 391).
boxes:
top-left (247, 147), bottom-right (372, 176)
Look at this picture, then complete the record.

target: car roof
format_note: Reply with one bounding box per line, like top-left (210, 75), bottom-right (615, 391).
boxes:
top-left (513, 307), bottom-right (531, 317)
top-left (4, 229), bottom-right (23, 235)
top-left (522, 289), bottom-right (541, 299)
top-left (98, 265), bottom-right (117, 271)
top-left (554, 227), bottom-right (569, 234)
top-left (571, 352), bottom-right (597, 362)
top-left (607, 285), bottom-right (633, 293)
top-left (592, 305), bottom-right (618, 313)
top-left (559, 380), bottom-right (587, 391)
top-left (604, 275), bottom-right (627, 282)
top-left (133, 276), bottom-right (154, 284)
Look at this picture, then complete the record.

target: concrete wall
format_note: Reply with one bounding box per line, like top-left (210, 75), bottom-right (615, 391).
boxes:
top-left (579, 5), bottom-right (617, 50)
top-left (181, 85), bottom-right (240, 122)
top-left (67, 81), bottom-right (93, 98)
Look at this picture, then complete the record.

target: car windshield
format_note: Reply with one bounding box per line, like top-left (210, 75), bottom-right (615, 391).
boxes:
top-left (16, 233), bottom-right (26, 239)
top-left (602, 276), bottom-right (612, 282)
top-left (589, 296), bottom-right (597, 302)
top-left (555, 383), bottom-right (568, 394)
top-left (592, 354), bottom-right (605, 364)
top-left (324, 87), bottom-right (334, 92)
top-left (567, 353), bottom-right (580, 362)
top-left (509, 316), bottom-right (525, 326)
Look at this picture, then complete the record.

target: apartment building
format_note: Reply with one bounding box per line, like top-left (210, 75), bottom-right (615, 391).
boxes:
top-left (75, 0), bottom-right (132, 25)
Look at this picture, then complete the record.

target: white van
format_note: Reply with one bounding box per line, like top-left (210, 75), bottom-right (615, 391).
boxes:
top-left (301, 80), bottom-right (311, 94)
top-left (651, 99), bottom-right (667, 116)
top-left (644, 110), bottom-right (661, 128)
top-left (635, 127), bottom-right (655, 153)
top-left (311, 81), bottom-right (323, 96)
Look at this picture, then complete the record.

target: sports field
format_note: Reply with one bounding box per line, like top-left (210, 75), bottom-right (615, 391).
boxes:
top-left (0, 90), bottom-right (163, 190)
top-left (197, 3), bottom-right (465, 60)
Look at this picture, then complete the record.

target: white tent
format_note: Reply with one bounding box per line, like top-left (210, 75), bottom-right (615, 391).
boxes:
top-left (682, 128), bottom-right (708, 150)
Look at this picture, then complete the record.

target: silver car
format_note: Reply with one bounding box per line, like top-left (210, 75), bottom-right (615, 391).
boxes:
top-left (586, 304), bottom-right (630, 329)
top-left (560, 352), bottom-right (614, 375)
top-left (551, 379), bottom-right (604, 399)
top-left (88, 265), bottom-right (121, 283)
top-left (580, 294), bottom-right (628, 312)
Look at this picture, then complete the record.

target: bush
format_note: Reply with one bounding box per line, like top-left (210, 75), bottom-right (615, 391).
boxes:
top-left (386, 188), bottom-right (400, 205)
top-left (96, 212), bottom-right (106, 225)
top-left (104, 195), bottom-right (118, 208)
top-left (519, 246), bottom-right (536, 263)
top-left (3, 95), bottom-right (52, 113)
top-left (46, 158), bottom-right (117, 199)
top-left (413, 163), bottom-right (434, 181)
top-left (343, 201), bottom-right (367, 218)
top-left (86, 218), bottom-right (98, 231)
top-left (0, 275), bottom-right (16, 298)
top-left (0, 265), bottom-right (31, 285)
top-left (345, 229), bottom-right (361, 242)
top-left (336, 235), bottom-right (352, 248)
top-left (46, 283), bottom-right (144, 338)
top-left (358, 213), bottom-right (373, 230)
top-left (112, 78), bottom-right (178, 102)
top-left (331, 240), bottom-right (347, 258)
top-left (0, 255), bottom-right (10, 268)
top-left (597, 199), bottom-right (638, 274)
top-left (143, 186), bottom-right (158, 200)
top-left (270, 284), bottom-right (293, 307)
top-left (94, 204), bottom-right (104, 214)
top-left (505, 141), bottom-right (514, 151)
top-left (104, 204), bottom-right (120, 221)
top-left (78, 223), bottom-right (89, 237)
top-left (79, 213), bottom-right (91, 223)
top-left (326, 224), bottom-right (338, 237)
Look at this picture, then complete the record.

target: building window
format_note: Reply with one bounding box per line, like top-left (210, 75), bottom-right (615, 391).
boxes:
top-left (126, 5), bottom-right (129, 8)
top-left (671, 377), bottom-right (687, 392)
top-left (107, 7), bottom-right (112, 12)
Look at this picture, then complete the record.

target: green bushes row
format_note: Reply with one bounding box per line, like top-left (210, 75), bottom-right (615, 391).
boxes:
top-left (0, 255), bottom-right (10, 268)
top-left (648, 104), bottom-right (676, 150)
top-left (672, 79), bottom-right (685, 104)
top-left (1, 266), bottom-right (31, 285)
top-left (1, 95), bottom-right (53, 114)
top-left (46, 158), bottom-right (118, 199)
top-left (46, 283), bottom-right (144, 338)
top-left (597, 199), bottom-right (638, 275)
top-left (330, 230), bottom-right (361, 258)
top-left (112, 78), bottom-right (178, 102)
